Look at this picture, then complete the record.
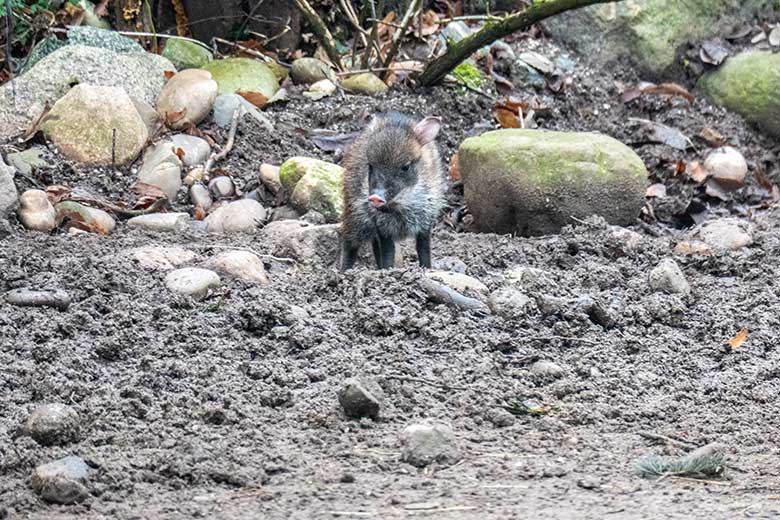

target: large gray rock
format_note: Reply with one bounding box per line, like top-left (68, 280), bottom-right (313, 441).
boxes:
top-left (21, 403), bottom-right (80, 446)
top-left (545, 0), bottom-right (773, 79)
top-left (261, 220), bottom-right (339, 266)
top-left (31, 456), bottom-right (90, 504)
top-left (0, 45), bottom-right (174, 141)
top-left (40, 84), bottom-right (148, 166)
top-left (157, 69), bottom-right (218, 130)
top-left (0, 156), bottom-right (17, 215)
top-left (165, 267), bottom-right (220, 299)
top-left (137, 141), bottom-right (183, 200)
top-left (203, 250), bottom-right (269, 285)
top-left (699, 51), bottom-right (780, 138)
top-left (459, 129), bottom-right (647, 236)
top-left (279, 157), bottom-right (344, 223)
top-left (17, 189), bottom-right (56, 232)
top-left (204, 199), bottom-right (267, 233)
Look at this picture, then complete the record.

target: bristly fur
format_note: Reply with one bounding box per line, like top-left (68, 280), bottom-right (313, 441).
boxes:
top-left (340, 112), bottom-right (446, 248)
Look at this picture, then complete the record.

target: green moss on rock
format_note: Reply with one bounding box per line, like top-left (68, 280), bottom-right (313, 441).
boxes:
top-left (201, 58), bottom-right (279, 97)
top-left (280, 157), bottom-right (345, 223)
top-left (452, 61), bottom-right (488, 90)
top-left (162, 38), bottom-right (213, 70)
top-left (458, 129), bottom-right (647, 236)
top-left (698, 51), bottom-right (780, 138)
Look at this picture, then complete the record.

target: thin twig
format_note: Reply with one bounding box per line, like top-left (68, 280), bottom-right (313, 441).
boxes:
top-left (66, 196), bottom-right (168, 217)
top-left (435, 14), bottom-right (503, 23)
top-left (385, 374), bottom-right (468, 391)
top-left (381, 0), bottom-right (423, 79)
top-left (233, 0), bottom-right (267, 44)
top-left (59, 27), bottom-right (213, 52)
top-left (291, 0), bottom-right (344, 71)
top-left (203, 107), bottom-right (240, 176)
top-left (361, 0), bottom-right (384, 69)
top-left (212, 37), bottom-right (272, 62)
top-left (526, 335), bottom-right (598, 345)
top-left (336, 66), bottom-right (420, 76)
top-left (638, 431), bottom-right (699, 450)
top-left (668, 476), bottom-right (730, 486)
top-left (197, 244), bottom-right (296, 263)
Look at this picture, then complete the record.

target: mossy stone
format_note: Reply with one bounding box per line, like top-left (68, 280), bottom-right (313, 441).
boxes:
top-left (201, 58), bottom-right (280, 97)
top-left (162, 38), bottom-right (213, 70)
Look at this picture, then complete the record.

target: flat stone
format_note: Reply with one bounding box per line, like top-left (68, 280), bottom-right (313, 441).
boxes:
top-left (4, 288), bottom-right (71, 310)
top-left (400, 423), bottom-right (462, 468)
top-left (204, 199), bottom-right (267, 233)
top-left (21, 404), bottom-right (80, 446)
top-left (695, 218), bottom-right (753, 250)
top-left (31, 456), bottom-right (90, 504)
top-left (165, 267), bottom-right (220, 300)
top-left (203, 250), bottom-right (269, 284)
top-left (127, 213), bottom-right (190, 233)
top-left (130, 246), bottom-right (196, 270)
top-left (338, 378), bottom-right (384, 420)
top-left (648, 258), bottom-right (690, 295)
top-left (428, 271), bottom-right (488, 296)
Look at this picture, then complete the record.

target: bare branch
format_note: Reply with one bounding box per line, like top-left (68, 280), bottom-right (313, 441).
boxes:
top-left (292, 0), bottom-right (345, 71)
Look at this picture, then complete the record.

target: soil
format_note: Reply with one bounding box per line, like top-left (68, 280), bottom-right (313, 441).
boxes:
top-left (2, 15), bottom-right (780, 520)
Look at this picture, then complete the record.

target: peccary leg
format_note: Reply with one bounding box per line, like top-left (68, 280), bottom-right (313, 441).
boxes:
top-left (371, 237), bottom-right (382, 268)
top-left (377, 234), bottom-right (395, 269)
top-left (416, 231), bottom-right (432, 268)
top-left (341, 240), bottom-right (360, 271)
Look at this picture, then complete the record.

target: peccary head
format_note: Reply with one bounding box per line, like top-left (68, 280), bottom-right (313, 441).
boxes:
top-left (363, 113), bottom-right (441, 210)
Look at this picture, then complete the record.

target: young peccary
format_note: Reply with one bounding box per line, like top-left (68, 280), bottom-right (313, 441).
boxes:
top-left (340, 112), bottom-right (445, 271)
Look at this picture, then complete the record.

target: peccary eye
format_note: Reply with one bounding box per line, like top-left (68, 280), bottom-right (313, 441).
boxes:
top-left (401, 163), bottom-right (412, 173)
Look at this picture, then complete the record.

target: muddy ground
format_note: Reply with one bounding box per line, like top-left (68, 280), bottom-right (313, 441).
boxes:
top-left (2, 15), bottom-right (780, 520)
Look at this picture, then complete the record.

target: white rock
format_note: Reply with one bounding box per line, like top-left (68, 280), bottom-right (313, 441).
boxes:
top-left (127, 212), bottom-right (190, 232)
top-left (400, 423), bottom-right (462, 468)
top-left (530, 360), bottom-right (564, 378)
top-left (303, 79), bottom-right (337, 100)
top-left (204, 199), bottom-right (267, 233)
top-left (648, 258), bottom-right (690, 295)
top-left (17, 190), bottom-right (57, 231)
top-left (704, 146), bottom-right (747, 190)
top-left (0, 156), bottom-right (18, 215)
top-left (428, 271), bottom-right (488, 295)
top-left (209, 176), bottom-right (235, 198)
top-left (488, 287), bottom-right (534, 317)
top-left (170, 134), bottom-right (210, 166)
top-left (696, 218), bottom-right (753, 250)
top-left (204, 250), bottom-right (269, 284)
top-left (190, 183), bottom-right (212, 210)
top-left (130, 246), bottom-right (196, 269)
top-left (157, 69), bottom-right (218, 130)
top-left (165, 267), bottom-right (220, 299)
top-left (138, 141), bottom-right (183, 201)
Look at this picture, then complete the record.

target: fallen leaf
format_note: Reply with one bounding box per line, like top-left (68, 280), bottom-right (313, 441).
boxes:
top-left (630, 118), bottom-right (692, 151)
top-left (237, 91), bottom-right (268, 109)
top-left (699, 127), bottom-right (726, 147)
top-left (164, 70), bottom-right (176, 80)
top-left (674, 159), bottom-right (686, 176)
top-left (728, 327), bottom-right (748, 350)
top-left (45, 185), bottom-right (71, 204)
top-left (688, 161), bottom-right (709, 183)
top-left (308, 129), bottom-right (360, 152)
top-left (376, 11), bottom-right (396, 41)
top-left (674, 241), bottom-right (712, 256)
top-left (194, 205), bottom-right (206, 220)
top-left (621, 81), bottom-right (694, 104)
top-left (705, 179), bottom-right (729, 200)
top-left (646, 183), bottom-right (667, 198)
top-left (490, 69), bottom-right (514, 96)
top-left (164, 109), bottom-right (187, 127)
top-left (493, 107), bottom-right (520, 128)
top-left (174, 147), bottom-right (186, 160)
top-left (133, 182), bottom-right (167, 200)
top-left (449, 153), bottom-right (460, 182)
top-left (700, 39), bottom-right (729, 65)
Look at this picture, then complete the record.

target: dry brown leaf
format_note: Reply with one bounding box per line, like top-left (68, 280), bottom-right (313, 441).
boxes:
top-left (174, 147), bottom-right (186, 161)
top-left (645, 183), bottom-right (667, 198)
top-left (687, 161), bottom-right (710, 183)
top-left (45, 185), bottom-right (71, 204)
top-left (493, 107), bottom-right (520, 128)
top-left (699, 127), bottom-right (726, 147)
top-left (194, 205), bottom-right (206, 221)
top-left (674, 159), bottom-right (686, 176)
top-left (621, 81), bottom-right (693, 104)
top-left (376, 11), bottom-right (396, 41)
top-left (164, 109), bottom-right (187, 127)
top-left (133, 182), bottom-right (167, 200)
top-left (449, 153), bottom-right (460, 182)
top-left (728, 327), bottom-right (748, 350)
top-left (237, 91), bottom-right (269, 109)
top-left (164, 70), bottom-right (176, 80)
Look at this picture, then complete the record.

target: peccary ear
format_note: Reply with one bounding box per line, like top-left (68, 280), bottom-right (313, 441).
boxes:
top-left (413, 117), bottom-right (441, 145)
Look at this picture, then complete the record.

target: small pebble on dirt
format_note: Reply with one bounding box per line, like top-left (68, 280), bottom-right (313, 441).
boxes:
top-left (20, 403), bottom-right (80, 446)
top-left (488, 287), bottom-right (534, 318)
top-left (31, 456), bottom-right (90, 505)
top-left (648, 258), bottom-right (690, 295)
top-left (339, 472), bottom-right (356, 483)
top-left (400, 423), bottom-right (462, 468)
top-left (530, 360), bottom-right (564, 379)
top-left (164, 267), bottom-right (221, 300)
top-left (4, 289), bottom-right (71, 311)
top-left (338, 378), bottom-right (384, 420)
top-left (127, 213), bottom-right (190, 233)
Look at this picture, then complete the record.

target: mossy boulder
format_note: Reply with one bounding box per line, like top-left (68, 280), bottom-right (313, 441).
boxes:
top-left (458, 129), bottom-right (647, 236)
top-left (279, 157), bottom-right (344, 223)
top-left (201, 58), bottom-right (279, 97)
top-left (341, 73), bottom-right (388, 95)
top-left (162, 38), bottom-right (213, 70)
top-left (545, 0), bottom-right (774, 79)
top-left (698, 51), bottom-right (780, 138)
top-left (40, 84), bottom-right (148, 166)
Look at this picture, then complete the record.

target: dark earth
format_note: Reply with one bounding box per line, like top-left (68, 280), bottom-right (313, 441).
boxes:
top-left (2, 13), bottom-right (780, 520)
